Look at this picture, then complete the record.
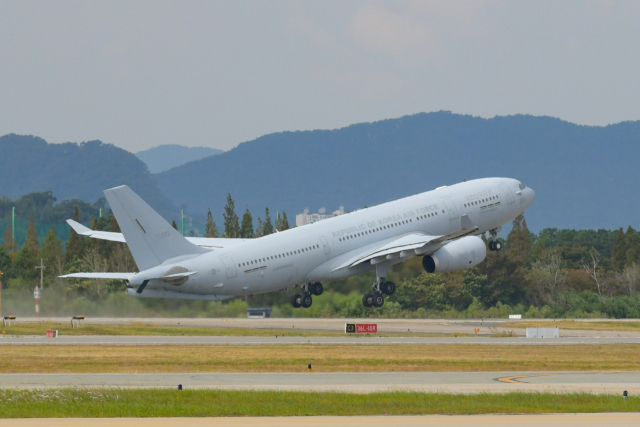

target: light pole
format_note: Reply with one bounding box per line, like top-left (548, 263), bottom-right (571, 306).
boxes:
top-left (34, 259), bottom-right (46, 318)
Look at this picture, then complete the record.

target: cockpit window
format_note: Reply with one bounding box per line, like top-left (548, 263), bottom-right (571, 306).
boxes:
top-left (518, 183), bottom-right (526, 190)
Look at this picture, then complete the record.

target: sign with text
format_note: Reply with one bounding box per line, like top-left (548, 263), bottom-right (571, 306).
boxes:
top-left (345, 323), bottom-right (377, 334)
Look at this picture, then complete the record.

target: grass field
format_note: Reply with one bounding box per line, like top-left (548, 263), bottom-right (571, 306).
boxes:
top-left (502, 320), bottom-right (640, 332)
top-left (1, 344), bottom-right (639, 373)
top-left (0, 322), bottom-right (473, 338)
top-left (0, 389), bottom-right (637, 418)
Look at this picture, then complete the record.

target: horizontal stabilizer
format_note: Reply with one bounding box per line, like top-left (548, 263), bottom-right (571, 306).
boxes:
top-left (67, 220), bottom-right (126, 242)
top-left (67, 220), bottom-right (245, 248)
top-left (59, 272), bottom-right (135, 279)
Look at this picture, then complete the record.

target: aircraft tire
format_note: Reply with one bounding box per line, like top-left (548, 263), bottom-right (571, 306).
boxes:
top-left (312, 282), bottom-right (323, 296)
top-left (302, 294), bottom-right (313, 308)
top-left (382, 281), bottom-right (396, 295)
top-left (291, 294), bottom-right (302, 308)
top-left (362, 294), bottom-right (374, 308)
top-left (494, 241), bottom-right (502, 251)
top-left (488, 241), bottom-right (495, 251)
top-left (373, 294), bottom-right (384, 307)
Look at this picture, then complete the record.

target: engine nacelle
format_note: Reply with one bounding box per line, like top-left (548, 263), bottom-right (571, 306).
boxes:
top-left (422, 236), bottom-right (487, 273)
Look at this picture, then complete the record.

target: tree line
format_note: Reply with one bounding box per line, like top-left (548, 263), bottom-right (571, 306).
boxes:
top-left (1, 193), bottom-right (639, 318)
top-left (178, 193), bottom-right (291, 238)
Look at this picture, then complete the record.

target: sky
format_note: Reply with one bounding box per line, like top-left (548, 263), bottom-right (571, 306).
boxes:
top-left (1, 1), bottom-right (639, 152)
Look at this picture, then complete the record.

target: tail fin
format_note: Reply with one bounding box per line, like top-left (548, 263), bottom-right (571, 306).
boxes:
top-left (104, 185), bottom-right (207, 271)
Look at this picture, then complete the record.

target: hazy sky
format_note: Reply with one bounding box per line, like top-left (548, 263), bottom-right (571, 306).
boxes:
top-left (1, 1), bottom-right (639, 152)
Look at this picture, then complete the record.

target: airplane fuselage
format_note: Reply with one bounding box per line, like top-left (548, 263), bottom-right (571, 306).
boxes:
top-left (127, 177), bottom-right (534, 300)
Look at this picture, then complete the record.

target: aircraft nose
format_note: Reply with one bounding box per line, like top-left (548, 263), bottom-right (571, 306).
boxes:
top-left (527, 187), bottom-right (535, 205)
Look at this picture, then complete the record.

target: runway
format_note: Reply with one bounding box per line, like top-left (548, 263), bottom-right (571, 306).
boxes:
top-left (1, 371), bottom-right (638, 394)
top-left (2, 414), bottom-right (640, 427)
top-left (2, 334), bottom-right (640, 345)
top-left (15, 317), bottom-right (640, 338)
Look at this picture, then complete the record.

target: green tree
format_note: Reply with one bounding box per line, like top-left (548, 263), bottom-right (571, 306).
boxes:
top-left (240, 209), bottom-right (254, 238)
top-left (14, 243), bottom-right (38, 280)
top-left (255, 217), bottom-right (264, 238)
top-left (262, 208), bottom-right (274, 236)
top-left (171, 220), bottom-right (178, 230)
top-left (86, 217), bottom-right (106, 257)
top-left (611, 227), bottom-right (627, 271)
top-left (223, 193), bottom-right (240, 238)
top-left (625, 226), bottom-right (640, 267)
top-left (506, 214), bottom-right (532, 263)
top-left (24, 216), bottom-right (39, 257)
top-left (204, 208), bottom-right (219, 238)
top-left (66, 205), bottom-right (85, 262)
top-left (281, 211), bottom-right (290, 230)
top-left (3, 222), bottom-right (16, 253)
top-left (0, 248), bottom-right (13, 279)
top-left (39, 226), bottom-right (64, 277)
top-left (392, 273), bottom-right (450, 311)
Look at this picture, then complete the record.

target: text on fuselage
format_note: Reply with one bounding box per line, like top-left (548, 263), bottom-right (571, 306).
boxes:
top-left (330, 204), bottom-right (439, 238)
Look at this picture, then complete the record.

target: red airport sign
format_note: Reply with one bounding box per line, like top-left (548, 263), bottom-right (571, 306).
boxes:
top-left (345, 323), bottom-right (377, 334)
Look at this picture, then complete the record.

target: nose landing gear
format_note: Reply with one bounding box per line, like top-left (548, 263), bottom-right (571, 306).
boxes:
top-left (488, 228), bottom-right (502, 252)
top-left (291, 282), bottom-right (323, 308)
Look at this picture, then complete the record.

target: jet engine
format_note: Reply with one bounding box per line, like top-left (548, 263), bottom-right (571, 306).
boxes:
top-left (422, 236), bottom-right (487, 273)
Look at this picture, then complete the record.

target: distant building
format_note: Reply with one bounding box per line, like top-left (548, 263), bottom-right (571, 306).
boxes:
top-left (296, 206), bottom-right (344, 227)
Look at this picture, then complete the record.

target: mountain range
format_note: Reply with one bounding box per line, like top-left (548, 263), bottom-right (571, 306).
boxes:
top-left (2, 112), bottom-right (639, 233)
top-left (135, 144), bottom-right (223, 173)
top-left (0, 134), bottom-right (176, 218)
top-left (155, 112), bottom-right (640, 233)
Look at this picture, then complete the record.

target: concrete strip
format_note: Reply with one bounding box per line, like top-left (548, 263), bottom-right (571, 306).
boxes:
top-left (0, 372), bottom-right (638, 394)
top-left (2, 335), bottom-right (640, 345)
top-left (2, 414), bottom-right (640, 427)
top-left (13, 317), bottom-right (640, 338)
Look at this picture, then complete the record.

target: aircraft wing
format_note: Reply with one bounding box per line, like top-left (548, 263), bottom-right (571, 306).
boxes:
top-left (334, 215), bottom-right (479, 271)
top-left (66, 219), bottom-right (245, 248)
top-left (59, 272), bottom-right (135, 279)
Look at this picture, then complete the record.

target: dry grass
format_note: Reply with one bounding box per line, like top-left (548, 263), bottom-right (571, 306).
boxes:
top-left (0, 322), bottom-right (473, 338)
top-left (502, 320), bottom-right (640, 332)
top-left (1, 344), bottom-right (639, 373)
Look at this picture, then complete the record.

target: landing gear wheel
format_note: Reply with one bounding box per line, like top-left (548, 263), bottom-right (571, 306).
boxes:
top-left (291, 294), bottom-right (302, 308)
top-left (362, 294), bottom-right (374, 308)
top-left (493, 241), bottom-right (502, 251)
top-left (382, 281), bottom-right (396, 296)
top-left (311, 282), bottom-right (323, 296)
top-left (373, 294), bottom-right (384, 307)
top-left (301, 294), bottom-right (313, 308)
top-left (488, 241), bottom-right (495, 251)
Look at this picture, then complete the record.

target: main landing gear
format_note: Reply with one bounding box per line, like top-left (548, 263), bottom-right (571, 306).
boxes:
top-left (362, 278), bottom-right (395, 308)
top-left (291, 282), bottom-right (323, 308)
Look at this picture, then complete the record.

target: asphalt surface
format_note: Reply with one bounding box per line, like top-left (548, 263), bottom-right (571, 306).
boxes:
top-left (1, 371), bottom-right (639, 394)
top-left (3, 414), bottom-right (640, 427)
top-left (14, 317), bottom-right (640, 338)
top-left (2, 335), bottom-right (640, 345)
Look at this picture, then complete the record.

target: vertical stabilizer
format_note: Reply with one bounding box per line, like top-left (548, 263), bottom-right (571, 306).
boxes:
top-left (104, 185), bottom-right (207, 271)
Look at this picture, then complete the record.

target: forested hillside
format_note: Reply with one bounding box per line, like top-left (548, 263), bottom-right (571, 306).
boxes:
top-left (0, 134), bottom-right (176, 218)
top-left (156, 112), bottom-right (640, 233)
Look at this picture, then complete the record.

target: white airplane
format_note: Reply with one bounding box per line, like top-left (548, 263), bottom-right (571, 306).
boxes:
top-left (61, 178), bottom-right (535, 308)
